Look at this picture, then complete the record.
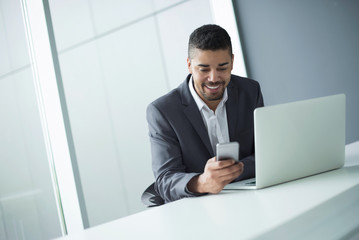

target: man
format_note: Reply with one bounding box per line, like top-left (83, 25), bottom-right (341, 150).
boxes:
top-left (146, 24), bottom-right (264, 203)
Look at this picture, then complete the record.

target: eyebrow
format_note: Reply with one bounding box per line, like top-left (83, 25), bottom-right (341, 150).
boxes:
top-left (197, 62), bottom-right (229, 67)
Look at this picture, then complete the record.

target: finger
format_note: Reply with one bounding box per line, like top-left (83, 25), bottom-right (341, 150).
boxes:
top-left (216, 159), bottom-right (237, 168)
top-left (220, 173), bottom-right (240, 185)
top-left (218, 162), bottom-right (245, 185)
top-left (239, 162), bottom-right (244, 173)
top-left (217, 161), bottom-right (242, 172)
top-left (227, 162), bottom-right (243, 173)
top-left (237, 162), bottom-right (244, 173)
top-left (206, 159), bottom-right (234, 171)
top-left (218, 164), bottom-right (243, 179)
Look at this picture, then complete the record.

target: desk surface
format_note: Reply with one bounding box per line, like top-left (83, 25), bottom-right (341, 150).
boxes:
top-left (59, 141), bottom-right (359, 240)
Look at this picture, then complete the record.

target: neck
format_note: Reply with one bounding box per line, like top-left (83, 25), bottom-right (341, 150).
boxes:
top-left (205, 99), bottom-right (221, 112)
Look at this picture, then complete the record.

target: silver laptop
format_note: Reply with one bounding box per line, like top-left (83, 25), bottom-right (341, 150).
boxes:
top-left (223, 94), bottom-right (346, 190)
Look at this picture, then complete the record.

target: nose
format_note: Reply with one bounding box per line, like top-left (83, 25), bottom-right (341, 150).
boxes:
top-left (208, 70), bottom-right (219, 83)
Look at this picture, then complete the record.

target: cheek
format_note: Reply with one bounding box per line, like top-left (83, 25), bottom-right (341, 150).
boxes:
top-left (196, 75), bottom-right (208, 85)
top-left (220, 72), bottom-right (231, 81)
top-left (193, 76), bottom-right (206, 88)
top-left (192, 72), bottom-right (204, 81)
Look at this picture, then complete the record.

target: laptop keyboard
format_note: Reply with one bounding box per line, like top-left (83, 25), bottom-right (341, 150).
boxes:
top-left (245, 181), bottom-right (256, 185)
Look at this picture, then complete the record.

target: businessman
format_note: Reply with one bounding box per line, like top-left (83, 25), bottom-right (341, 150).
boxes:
top-left (147, 24), bottom-right (264, 203)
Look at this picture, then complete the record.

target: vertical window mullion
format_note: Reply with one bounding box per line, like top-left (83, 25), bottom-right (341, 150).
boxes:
top-left (20, 0), bottom-right (85, 235)
top-left (210, 0), bottom-right (247, 77)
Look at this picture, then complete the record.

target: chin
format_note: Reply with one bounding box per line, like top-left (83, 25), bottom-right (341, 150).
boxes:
top-left (205, 93), bottom-right (224, 102)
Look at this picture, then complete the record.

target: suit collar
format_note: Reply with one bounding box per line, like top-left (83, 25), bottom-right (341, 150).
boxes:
top-left (180, 74), bottom-right (239, 155)
top-left (180, 75), bottom-right (213, 156)
top-left (226, 78), bottom-right (239, 142)
top-left (180, 74), bottom-right (194, 106)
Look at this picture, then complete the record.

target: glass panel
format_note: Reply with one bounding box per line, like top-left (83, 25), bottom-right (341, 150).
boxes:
top-left (156, 0), bottom-right (214, 89)
top-left (49, 0), bottom-right (214, 227)
top-left (0, 0), bottom-right (63, 239)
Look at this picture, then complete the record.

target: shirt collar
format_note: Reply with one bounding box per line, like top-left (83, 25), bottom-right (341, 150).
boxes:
top-left (188, 75), bottom-right (228, 111)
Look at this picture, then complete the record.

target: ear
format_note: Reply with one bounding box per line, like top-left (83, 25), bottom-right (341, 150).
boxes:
top-left (231, 54), bottom-right (234, 71)
top-left (187, 58), bottom-right (193, 74)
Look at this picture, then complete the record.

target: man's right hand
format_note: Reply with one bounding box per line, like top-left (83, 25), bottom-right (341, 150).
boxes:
top-left (187, 157), bottom-right (244, 194)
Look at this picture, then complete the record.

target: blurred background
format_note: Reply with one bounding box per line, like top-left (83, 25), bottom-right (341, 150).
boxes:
top-left (0, 0), bottom-right (358, 239)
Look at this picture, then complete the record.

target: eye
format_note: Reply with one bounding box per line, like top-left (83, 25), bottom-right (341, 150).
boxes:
top-left (218, 68), bottom-right (227, 71)
top-left (200, 69), bottom-right (210, 72)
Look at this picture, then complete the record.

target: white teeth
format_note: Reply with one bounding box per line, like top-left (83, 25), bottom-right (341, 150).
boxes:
top-left (206, 85), bottom-right (220, 89)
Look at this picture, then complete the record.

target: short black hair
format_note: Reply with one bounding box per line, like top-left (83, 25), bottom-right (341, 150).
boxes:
top-left (188, 24), bottom-right (232, 59)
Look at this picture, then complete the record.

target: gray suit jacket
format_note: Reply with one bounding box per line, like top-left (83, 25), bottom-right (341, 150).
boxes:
top-left (146, 74), bottom-right (264, 203)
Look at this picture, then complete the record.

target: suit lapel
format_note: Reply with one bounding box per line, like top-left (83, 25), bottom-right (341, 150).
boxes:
top-left (180, 75), bottom-right (214, 156)
top-left (226, 80), bottom-right (239, 142)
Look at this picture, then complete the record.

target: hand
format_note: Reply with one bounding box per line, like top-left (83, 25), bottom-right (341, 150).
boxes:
top-left (187, 157), bottom-right (244, 194)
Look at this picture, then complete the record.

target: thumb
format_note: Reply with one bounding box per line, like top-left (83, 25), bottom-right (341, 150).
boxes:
top-left (208, 156), bottom-right (216, 163)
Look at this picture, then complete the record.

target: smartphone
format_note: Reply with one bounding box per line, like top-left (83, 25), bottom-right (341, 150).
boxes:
top-left (216, 142), bottom-right (240, 162)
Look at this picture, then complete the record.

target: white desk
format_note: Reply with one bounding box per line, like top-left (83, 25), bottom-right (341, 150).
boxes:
top-left (59, 141), bottom-right (359, 240)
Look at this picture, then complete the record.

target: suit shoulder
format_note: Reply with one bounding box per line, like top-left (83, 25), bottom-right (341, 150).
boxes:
top-left (229, 75), bottom-right (261, 90)
top-left (147, 87), bottom-right (181, 111)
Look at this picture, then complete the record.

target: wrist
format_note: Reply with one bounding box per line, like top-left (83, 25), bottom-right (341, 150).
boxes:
top-left (187, 174), bottom-right (207, 194)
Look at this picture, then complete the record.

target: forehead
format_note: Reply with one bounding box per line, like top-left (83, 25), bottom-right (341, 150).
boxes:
top-left (190, 49), bottom-right (232, 64)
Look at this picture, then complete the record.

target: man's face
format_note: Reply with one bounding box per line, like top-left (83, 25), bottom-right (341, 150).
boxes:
top-left (187, 49), bottom-right (233, 105)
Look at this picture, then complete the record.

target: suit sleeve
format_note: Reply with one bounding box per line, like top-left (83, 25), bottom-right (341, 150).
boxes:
top-left (236, 82), bottom-right (264, 181)
top-left (146, 103), bottom-right (204, 203)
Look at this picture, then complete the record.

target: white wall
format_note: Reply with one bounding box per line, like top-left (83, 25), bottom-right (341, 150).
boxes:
top-left (49, 0), bottom-right (215, 227)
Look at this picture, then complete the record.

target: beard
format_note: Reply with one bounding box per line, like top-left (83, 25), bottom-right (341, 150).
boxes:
top-left (200, 81), bottom-right (226, 101)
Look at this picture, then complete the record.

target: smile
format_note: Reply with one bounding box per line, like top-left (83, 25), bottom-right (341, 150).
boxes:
top-left (205, 85), bottom-right (220, 90)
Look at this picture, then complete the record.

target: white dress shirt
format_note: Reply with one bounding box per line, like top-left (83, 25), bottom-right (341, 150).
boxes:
top-left (189, 77), bottom-right (230, 155)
